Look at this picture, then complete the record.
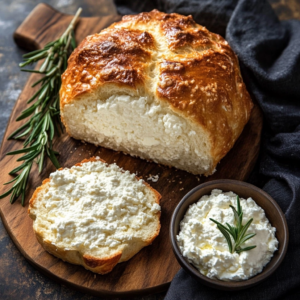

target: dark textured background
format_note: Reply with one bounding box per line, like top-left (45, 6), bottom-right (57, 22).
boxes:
top-left (0, 0), bottom-right (299, 299)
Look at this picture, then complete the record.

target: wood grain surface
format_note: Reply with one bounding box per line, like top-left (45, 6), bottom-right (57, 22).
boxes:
top-left (0, 3), bottom-right (263, 297)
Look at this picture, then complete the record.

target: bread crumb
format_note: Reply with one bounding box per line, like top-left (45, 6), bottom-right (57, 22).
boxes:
top-left (147, 174), bottom-right (159, 182)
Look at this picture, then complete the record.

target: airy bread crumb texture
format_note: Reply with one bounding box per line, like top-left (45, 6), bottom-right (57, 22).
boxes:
top-left (60, 10), bottom-right (253, 175)
top-left (64, 94), bottom-right (212, 175)
top-left (28, 157), bottom-right (161, 274)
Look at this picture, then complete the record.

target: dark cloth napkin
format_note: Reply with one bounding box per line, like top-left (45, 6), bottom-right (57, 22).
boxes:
top-left (114, 0), bottom-right (300, 299)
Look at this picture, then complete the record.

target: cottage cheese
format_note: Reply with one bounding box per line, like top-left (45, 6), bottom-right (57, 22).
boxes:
top-left (177, 189), bottom-right (278, 281)
top-left (35, 160), bottom-right (161, 255)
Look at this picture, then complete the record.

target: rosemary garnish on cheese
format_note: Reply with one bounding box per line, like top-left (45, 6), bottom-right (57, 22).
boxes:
top-left (210, 195), bottom-right (256, 254)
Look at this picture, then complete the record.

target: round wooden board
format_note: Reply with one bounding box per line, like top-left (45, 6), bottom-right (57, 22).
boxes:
top-left (0, 4), bottom-right (263, 297)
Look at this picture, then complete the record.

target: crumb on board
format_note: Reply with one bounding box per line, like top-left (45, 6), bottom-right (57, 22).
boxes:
top-left (147, 174), bottom-right (159, 182)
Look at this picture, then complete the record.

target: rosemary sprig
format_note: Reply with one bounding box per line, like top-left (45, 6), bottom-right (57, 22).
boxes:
top-left (210, 196), bottom-right (256, 254)
top-left (0, 8), bottom-right (82, 206)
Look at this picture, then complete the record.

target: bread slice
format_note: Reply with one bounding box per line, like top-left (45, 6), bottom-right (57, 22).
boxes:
top-left (28, 157), bottom-right (161, 274)
top-left (60, 10), bottom-right (253, 176)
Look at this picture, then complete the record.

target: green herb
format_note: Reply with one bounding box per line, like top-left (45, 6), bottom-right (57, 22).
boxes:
top-left (0, 8), bottom-right (82, 206)
top-left (210, 195), bottom-right (256, 254)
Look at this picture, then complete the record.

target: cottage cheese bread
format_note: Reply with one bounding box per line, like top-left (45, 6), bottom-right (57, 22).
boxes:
top-left (60, 10), bottom-right (253, 175)
top-left (28, 157), bottom-right (161, 274)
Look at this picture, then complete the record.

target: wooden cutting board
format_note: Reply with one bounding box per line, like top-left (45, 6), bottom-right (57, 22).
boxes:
top-left (0, 3), bottom-right (263, 297)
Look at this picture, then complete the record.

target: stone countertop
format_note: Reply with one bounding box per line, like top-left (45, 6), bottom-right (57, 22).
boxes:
top-left (0, 0), bottom-right (299, 299)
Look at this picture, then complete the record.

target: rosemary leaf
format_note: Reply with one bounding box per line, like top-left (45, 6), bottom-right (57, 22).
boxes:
top-left (236, 246), bottom-right (257, 254)
top-left (16, 150), bottom-right (40, 162)
top-left (236, 218), bottom-right (253, 246)
top-left (20, 69), bottom-right (45, 73)
top-left (237, 195), bottom-right (242, 215)
top-left (226, 222), bottom-right (237, 240)
top-left (6, 144), bottom-right (39, 155)
top-left (22, 49), bottom-right (45, 58)
top-left (210, 218), bottom-right (231, 234)
top-left (0, 187), bottom-right (15, 199)
top-left (3, 176), bottom-right (19, 185)
top-left (217, 224), bottom-right (233, 253)
top-left (239, 233), bottom-right (256, 245)
top-left (7, 120), bottom-right (31, 140)
top-left (9, 162), bottom-right (28, 175)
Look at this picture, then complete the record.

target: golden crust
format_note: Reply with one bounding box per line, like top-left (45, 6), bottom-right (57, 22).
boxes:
top-left (28, 178), bottom-right (50, 215)
top-left (60, 10), bottom-right (253, 171)
top-left (157, 50), bottom-right (253, 164)
top-left (28, 157), bottom-right (161, 274)
top-left (123, 10), bottom-right (220, 50)
top-left (34, 230), bottom-right (123, 274)
top-left (60, 28), bottom-right (154, 107)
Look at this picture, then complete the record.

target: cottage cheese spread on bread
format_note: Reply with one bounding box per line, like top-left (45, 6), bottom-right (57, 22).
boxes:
top-left (28, 157), bottom-right (161, 274)
top-left (60, 10), bottom-right (253, 175)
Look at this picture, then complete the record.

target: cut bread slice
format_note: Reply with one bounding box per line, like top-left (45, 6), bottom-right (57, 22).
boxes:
top-left (28, 157), bottom-right (161, 274)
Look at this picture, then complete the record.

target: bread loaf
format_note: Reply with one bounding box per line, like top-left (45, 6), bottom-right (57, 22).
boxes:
top-left (60, 10), bottom-right (253, 175)
top-left (28, 157), bottom-right (161, 274)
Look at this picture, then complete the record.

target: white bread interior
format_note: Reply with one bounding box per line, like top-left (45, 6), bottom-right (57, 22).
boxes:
top-left (63, 93), bottom-right (212, 175)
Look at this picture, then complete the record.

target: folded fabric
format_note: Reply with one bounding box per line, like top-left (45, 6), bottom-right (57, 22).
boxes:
top-left (114, 1), bottom-right (300, 299)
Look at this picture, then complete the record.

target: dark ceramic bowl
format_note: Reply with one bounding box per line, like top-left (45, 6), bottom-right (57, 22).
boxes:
top-left (170, 179), bottom-right (289, 291)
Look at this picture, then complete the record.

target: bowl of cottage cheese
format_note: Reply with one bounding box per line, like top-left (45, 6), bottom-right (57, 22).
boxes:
top-left (170, 180), bottom-right (288, 290)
